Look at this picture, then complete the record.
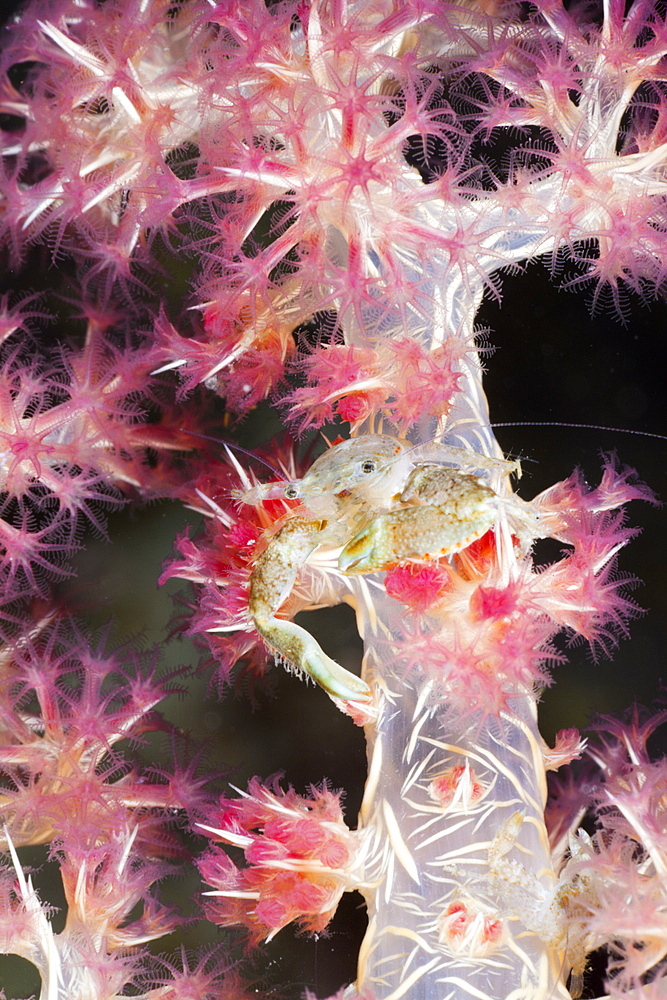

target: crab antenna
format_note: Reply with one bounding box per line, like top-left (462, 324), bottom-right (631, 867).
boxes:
top-left (491, 421), bottom-right (667, 441)
top-left (179, 429), bottom-right (285, 477)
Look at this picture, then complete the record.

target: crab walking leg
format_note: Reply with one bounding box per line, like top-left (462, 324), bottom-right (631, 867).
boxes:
top-left (340, 468), bottom-right (497, 573)
top-left (249, 517), bottom-right (373, 705)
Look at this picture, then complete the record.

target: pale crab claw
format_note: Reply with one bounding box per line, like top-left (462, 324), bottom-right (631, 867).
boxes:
top-left (339, 503), bottom-right (497, 574)
top-left (338, 516), bottom-right (393, 573)
top-left (252, 608), bottom-right (373, 707)
top-left (300, 638), bottom-right (373, 705)
top-left (255, 616), bottom-right (374, 714)
top-left (249, 515), bottom-right (373, 714)
top-left (339, 466), bottom-right (499, 574)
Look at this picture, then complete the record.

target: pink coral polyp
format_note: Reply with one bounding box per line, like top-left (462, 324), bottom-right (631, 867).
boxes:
top-left (198, 778), bottom-right (358, 941)
top-left (385, 561), bottom-right (453, 610)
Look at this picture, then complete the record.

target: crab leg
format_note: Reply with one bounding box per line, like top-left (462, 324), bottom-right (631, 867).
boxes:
top-left (249, 517), bottom-right (373, 706)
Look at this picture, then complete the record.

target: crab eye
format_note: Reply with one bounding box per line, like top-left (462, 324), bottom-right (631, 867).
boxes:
top-left (360, 459), bottom-right (377, 475)
top-left (284, 484), bottom-right (299, 500)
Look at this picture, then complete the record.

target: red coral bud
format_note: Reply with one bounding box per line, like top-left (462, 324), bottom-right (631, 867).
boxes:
top-left (469, 584), bottom-right (520, 622)
top-left (385, 562), bottom-right (452, 610)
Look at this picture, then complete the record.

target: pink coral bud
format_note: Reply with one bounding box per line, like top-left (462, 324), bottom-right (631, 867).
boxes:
top-left (428, 763), bottom-right (486, 810)
top-left (254, 897), bottom-right (288, 931)
top-left (336, 394), bottom-right (374, 424)
top-left (227, 523), bottom-right (262, 551)
top-left (469, 583), bottom-right (520, 622)
top-left (319, 837), bottom-right (350, 868)
top-left (438, 898), bottom-right (505, 956)
top-left (267, 816), bottom-right (326, 853)
top-left (198, 778), bottom-right (361, 941)
top-left (289, 879), bottom-right (330, 913)
top-left (244, 839), bottom-right (289, 865)
top-left (385, 562), bottom-right (452, 610)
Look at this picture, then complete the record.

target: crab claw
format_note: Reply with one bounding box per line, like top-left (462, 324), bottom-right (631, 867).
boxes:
top-left (339, 503), bottom-right (496, 574)
top-left (257, 617), bottom-right (374, 722)
top-left (249, 514), bottom-right (374, 722)
top-left (338, 517), bottom-right (392, 573)
top-left (302, 640), bottom-right (373, 704)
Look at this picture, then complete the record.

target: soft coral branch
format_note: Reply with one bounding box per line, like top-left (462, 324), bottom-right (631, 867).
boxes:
top-left (0, 1), bottom-right (666, 998)
top-left (0, 616), bottom-right (221, 997)
top-left (0, 618), bottom-right (190, 850)
top-left (198, 777), bottom-right (362, 944)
